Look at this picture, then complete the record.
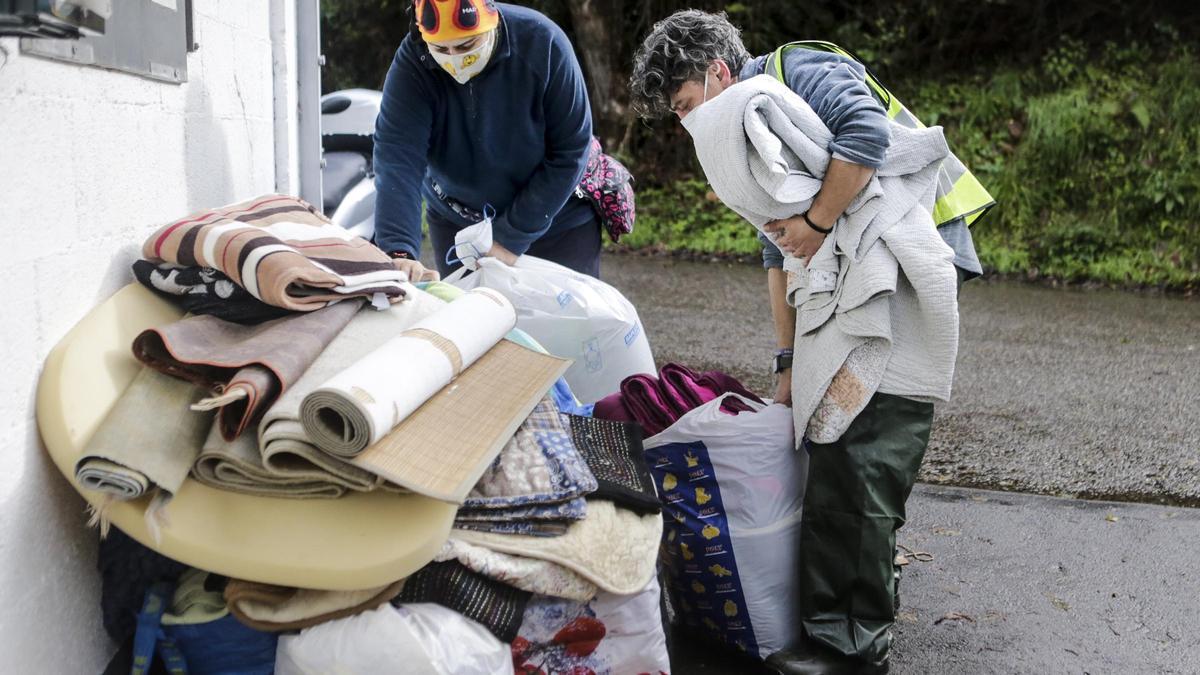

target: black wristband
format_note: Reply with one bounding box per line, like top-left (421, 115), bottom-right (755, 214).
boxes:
top-left (388, 250), bottom-right (413, 260)
top-left (803, 212), bottom-right (833, 235)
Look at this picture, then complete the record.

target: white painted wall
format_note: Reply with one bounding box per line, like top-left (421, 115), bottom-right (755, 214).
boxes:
top-left (0, 2), bottom-right (292, 671)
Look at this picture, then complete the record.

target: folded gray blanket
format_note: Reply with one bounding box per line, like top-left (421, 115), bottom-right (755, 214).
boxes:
top-left (683, 75), bottom-right (960, 442)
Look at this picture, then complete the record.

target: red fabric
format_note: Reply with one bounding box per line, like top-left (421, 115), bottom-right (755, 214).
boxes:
top-left (617, 374), bottom-right (676, 437)
top-left (592, 391), bottom-right (633, 424)
top-left (592, 363), bottom-right (763, 437)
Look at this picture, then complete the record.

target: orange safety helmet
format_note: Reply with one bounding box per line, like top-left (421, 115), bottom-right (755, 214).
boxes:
top-left (415, 0), bottom-right (500, 43)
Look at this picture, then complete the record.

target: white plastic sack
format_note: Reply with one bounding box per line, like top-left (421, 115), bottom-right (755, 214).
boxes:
top-left (643, 394), bottom-right (806, 660)
top-left (275, 604), bottom-right (514, 675)
top-left (446, 255), bottom-right (655, 403)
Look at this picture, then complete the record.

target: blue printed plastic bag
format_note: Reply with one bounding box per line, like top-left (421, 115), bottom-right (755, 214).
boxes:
top-left (643, 394), bottom-right (806, 660)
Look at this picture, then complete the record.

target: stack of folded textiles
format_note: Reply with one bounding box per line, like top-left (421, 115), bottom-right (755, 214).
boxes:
top-left (76, 194), bottom-right (574, 504)
top-left (455, 397), bottom-right (597, 536)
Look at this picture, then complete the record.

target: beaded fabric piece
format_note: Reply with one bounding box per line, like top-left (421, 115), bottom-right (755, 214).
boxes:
top-left (393, 560), bottom-right (530, 643)
top-left (565, 415), bottom-right (661, 515)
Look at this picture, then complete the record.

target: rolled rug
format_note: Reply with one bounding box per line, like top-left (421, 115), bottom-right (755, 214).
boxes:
top-left (259, 420), bottom-right (390, 493)
top-left (76, 459), bottom-right (148, 500)
top-left (300, 288), bottom-right (516, 458)
top-left (192, 422), bottom-right (350, 499)
top-left (132, 299), bottom-right (362, 442)
top-left (75, 366), bottom-right (213, 500)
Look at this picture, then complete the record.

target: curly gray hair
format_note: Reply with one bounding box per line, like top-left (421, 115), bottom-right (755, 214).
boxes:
top-left (629, 10), bottom-right (752, 119)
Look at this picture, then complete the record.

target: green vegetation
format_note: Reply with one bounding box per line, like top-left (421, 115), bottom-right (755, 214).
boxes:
top-left (619, 180), bottom-right (761, 257)
top-left (628, 39), bottom-right (1200, 288)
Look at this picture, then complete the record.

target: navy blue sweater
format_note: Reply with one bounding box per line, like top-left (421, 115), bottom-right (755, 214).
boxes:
top-left (373, 4), bottom-right (594, 259)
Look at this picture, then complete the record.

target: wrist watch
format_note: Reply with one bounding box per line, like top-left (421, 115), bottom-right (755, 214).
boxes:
top-left (773, 349), bottom-right (793, 374)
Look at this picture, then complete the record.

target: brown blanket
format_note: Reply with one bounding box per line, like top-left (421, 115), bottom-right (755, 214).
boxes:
top-left (224, 578), bottom-right (405, 633)
top-left (133, 300), bottom-right (361, 441)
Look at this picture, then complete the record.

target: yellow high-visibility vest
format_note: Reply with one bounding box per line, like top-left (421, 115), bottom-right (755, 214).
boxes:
top-left (766, 40), bottom-right (995, 227)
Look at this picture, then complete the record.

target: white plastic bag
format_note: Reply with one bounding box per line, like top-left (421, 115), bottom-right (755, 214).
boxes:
top-left (446, 255), bottom-right (655, 403)
top-left (275, 604), bottom-right (514, 675)
top-left (643, 394), bottom-right (805, 660)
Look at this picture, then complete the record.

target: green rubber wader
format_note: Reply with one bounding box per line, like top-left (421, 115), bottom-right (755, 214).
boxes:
top-left (797, 392), bottom-right (934, 663)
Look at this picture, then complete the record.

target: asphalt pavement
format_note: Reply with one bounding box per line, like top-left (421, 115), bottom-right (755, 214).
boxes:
top-left (672, 485), bottom-right (1200, 674)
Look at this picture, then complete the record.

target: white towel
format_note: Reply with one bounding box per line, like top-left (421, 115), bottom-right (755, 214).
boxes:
top-left (683, 75), bottom-right (960, 442)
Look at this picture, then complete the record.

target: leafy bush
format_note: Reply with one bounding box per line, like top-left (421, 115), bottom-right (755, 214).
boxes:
top-left (901, 38), bottom-right (1200, 287)
top-left (628, 38), bottom-right (1200, 288)
top-left (619, 180), bottom-right (761, 257)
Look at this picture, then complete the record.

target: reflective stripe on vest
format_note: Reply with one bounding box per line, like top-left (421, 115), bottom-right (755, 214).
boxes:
top-left (765, 40), bottom-right (995, 227)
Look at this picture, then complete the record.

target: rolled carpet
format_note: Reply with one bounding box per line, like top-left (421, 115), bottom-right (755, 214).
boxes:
top-left (191, 289), bottom-right (448, 498)
top-left (75, 366), bottom-right (213, 500)
top-left (300, 288), bottom-right (516, 458)
top-left (192, 422), bottom-right (350, 499)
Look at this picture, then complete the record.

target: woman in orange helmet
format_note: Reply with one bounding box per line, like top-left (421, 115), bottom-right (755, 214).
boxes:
top-left (374, 1), bottom-right (600, 279)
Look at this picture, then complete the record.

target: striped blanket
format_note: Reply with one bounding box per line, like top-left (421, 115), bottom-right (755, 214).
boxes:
top-left (142, 194), bottom-right (406, 311)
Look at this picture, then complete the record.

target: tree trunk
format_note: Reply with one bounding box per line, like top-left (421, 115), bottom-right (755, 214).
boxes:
top-left (564, 0), bottom-right (631, 154)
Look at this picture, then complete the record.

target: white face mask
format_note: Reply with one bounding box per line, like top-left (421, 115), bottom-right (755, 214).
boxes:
top-left (429, 31), bottom-right (497, 85)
